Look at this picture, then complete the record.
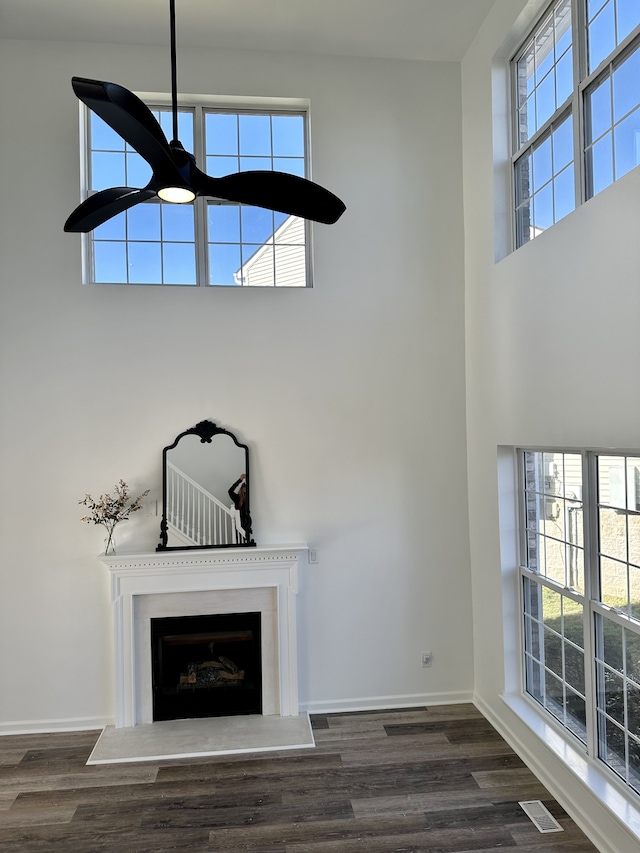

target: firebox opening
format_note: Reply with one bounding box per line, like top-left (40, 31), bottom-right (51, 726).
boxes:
top-left (151, 612), bottom-right (262, 722)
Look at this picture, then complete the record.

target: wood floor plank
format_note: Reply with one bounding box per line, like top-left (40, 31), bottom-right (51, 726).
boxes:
top-left (350, 785), bottom-right (552, 819)
top-left (0, 802), bottom-right (78, 827)
top-left (471, 768), bottom-right (539, 789)
top-left (0, 763), bottom-right (159, 794)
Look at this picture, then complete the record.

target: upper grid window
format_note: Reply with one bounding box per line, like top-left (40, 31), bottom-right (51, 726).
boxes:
top-left (86, 101), bottom-right (309, 286)
top-left (512, 0), bottom-right (640, 248)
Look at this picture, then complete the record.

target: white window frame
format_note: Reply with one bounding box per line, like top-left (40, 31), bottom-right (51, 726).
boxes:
top-left (516, 446), bottom-right (640, 802)
top-left (78, 92), bottom-right (314, 287)
top-left (510, 0), bottom-right (640, 249)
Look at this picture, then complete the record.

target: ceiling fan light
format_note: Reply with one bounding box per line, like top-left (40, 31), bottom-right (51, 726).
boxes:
top-left (157, 186), bottom-right (195, 203)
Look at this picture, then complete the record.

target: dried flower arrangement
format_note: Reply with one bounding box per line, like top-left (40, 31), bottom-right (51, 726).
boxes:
top-left (80, 480), bottom-right (150, 554)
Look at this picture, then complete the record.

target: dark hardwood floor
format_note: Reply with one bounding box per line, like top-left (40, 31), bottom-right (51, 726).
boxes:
top-left (0, 704), bottom-right (599, 852)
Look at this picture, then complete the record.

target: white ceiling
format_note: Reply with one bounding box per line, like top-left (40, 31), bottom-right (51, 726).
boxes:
top-left (0, 0), bottom-right (496, 62)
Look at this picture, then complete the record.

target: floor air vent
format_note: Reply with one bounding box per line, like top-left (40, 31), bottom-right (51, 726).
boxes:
top-left (518, 800), bottom-right (564, 833)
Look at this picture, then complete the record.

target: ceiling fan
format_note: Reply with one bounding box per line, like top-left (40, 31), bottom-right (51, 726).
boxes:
top-left (64, 0), bottom-right (346, 233)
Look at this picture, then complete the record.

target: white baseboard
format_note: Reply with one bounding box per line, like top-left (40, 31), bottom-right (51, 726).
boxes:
top-left (0, 716), bottom-right (112, 736)
top-left (299, 690), bottom-right (474, 715)
top-left (0, 694), bottom-right (474, 735)
top-left (475, 692), bottom-right (640, 853)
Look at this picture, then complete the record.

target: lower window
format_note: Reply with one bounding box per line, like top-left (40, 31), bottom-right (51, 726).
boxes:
top-left (519, 448), bottom-right (640, 796)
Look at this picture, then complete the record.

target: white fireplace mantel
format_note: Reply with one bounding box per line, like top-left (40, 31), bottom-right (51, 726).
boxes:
top-left (100, 544), bottom-right (307, 728)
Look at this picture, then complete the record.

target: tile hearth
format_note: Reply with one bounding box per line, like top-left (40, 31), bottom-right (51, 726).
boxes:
top-left (87, 713), bottom-right (315, 765)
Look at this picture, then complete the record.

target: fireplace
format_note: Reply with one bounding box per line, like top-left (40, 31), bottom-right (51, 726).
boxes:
top-left (151, 612), bottom-right (262, 721)
top-left (100, 545), bottom-right (305, 728)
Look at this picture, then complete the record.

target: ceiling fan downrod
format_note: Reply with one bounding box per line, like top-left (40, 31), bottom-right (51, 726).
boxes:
top-left (168, 0), bottom-right (179, 145)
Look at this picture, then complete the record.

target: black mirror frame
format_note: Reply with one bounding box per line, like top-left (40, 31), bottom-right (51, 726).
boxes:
top-left (156, 419), bottom-right (255, 551)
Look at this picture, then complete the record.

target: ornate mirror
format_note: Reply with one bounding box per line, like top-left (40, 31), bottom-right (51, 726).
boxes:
top-left (157, 420), bottom-right (255, 551)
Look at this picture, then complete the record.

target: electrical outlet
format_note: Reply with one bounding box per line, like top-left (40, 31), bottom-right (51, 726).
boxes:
top-left (421, 651), bottom-right (433, 668)
top-left (308, 549), bottom-right (318, 564)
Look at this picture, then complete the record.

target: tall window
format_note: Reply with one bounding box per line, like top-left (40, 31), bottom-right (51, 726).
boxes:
top-left (512, 0), bottom-right (640, 248)
top-left (84, 101), bottom-right (309, 286)
top-left (519, 449), bottom-right (640, 796)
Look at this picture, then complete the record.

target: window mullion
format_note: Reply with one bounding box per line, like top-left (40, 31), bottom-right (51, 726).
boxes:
top-left (572, 0), bottom-right (587, 206)
top-left (192, 105), bottom-right (208, 287)
top-left (583, 451), bottom-right (600, 761)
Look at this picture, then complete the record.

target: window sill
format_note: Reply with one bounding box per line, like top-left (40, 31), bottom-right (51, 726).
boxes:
top-left (500, 692), bottom-right (640, 846)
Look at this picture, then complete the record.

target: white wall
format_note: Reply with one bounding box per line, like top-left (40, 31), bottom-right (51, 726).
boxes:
top-left (462, 2), bottom-right (640, 850)
top-left (0, 37), bottom-right (472, 728)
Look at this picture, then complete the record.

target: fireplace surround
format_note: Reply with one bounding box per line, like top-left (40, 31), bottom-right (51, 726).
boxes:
top-left (100, 545), bottom-right (306, 728)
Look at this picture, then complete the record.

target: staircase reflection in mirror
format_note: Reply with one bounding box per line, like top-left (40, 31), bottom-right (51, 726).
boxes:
top-left (157, 420), bottom-right (255, 550)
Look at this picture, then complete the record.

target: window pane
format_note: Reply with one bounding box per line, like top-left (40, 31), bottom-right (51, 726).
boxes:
top-left (629, 514), bottom-right (640, 566)
top-left (272, 115), bottom-right (304, 157)
top-left (209, 205), bottom-right (241, 243)
top-left (241, 205), bottom-right (275, 244)
top-left (94, 212), bottom-right (125, 241)
top-left (515, 154), bottom-right (532, 205)
top-left (601, 615), bottom-right (624, 671)
top-left (536, 71), bottom-right (556, 128)
top-left (556, 47), bottom-right (573, 105)
top-left (556, 0), bottom-right (572, 56)
top-left (91, 115), bottom-right (123, 151)
top-left (589, 1), bottom-right (616, 72)
top-left (94, 241), bottom-right (126, 282)
top-left (601, 556), bottom-right (629, 609)
top-left (626, 628), bottom-right (640, 683)
top-left (128, 242), bottom-right (162, 283)
top-left (532, 183), bottom-right (553, 232)
top-left (565, 644), bottom-right (585, 693)
top-left (274, 157), bottom-right (305, 177)
top-left (91, 151), bottom-right (125, 190)
top-left (239, 114), bottom-right (271, 156)
top-left (126, 152), bottom-right (152, 188)
top-left (628, 680), bottom-right (640, 735)
top-left (240, 157), bottom-right (272, 172)
top-left (161, 203), bottom-right (195, 242)
top-left (599, 713), bottom-right (626, 775)
top-left (586, 77), bottom-right (612, 145)
top-left (127, 204), bottom-right (161, 241)
top-left (600, 506), bottom-right (627, 560)
top-left (517, 40), bottom-right (535, 109)
top-left (242, 244), bottom-right (275, 286)
top-left (605, 669), bottom-right (626, 725)
top-left (206, 113), bottom-right (238, 155)
top-left (156, 109), bottom-right (194, 152)
top-left (631, 565), bottom-right (640, 621)
top-left (206, 155), bottom-right (240, 177)
top-left (163, 243), bottom-right (196, 285)
top-left (589, 131), bottom-right (614, 195)
top-left (617, 0), bottom-right (640, 44)
top-left (599, 456), bottom-right (627, 509)
top-left (588, 0), bottom-right (608, 21)
top-left (554, 164), bottom-right (575, 220)
top-left (613, 44), bottom-right (640, 122)
top-left (275, 244), bottom-right (306, 287)
top-left (533, 136), bottom-right (552, 190)
top-left (515, 204), bottom-right (532, 246)
top-left (536, 14), bottom-right (555, 80)
top-left (614, 107), bottom-right (640, 178)
top-left (209, 243), bottom-right (241, 285)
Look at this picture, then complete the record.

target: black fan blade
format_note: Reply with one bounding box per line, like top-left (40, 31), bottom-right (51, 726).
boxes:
top-left (64, 187), bottom-right (156, 233)
top-left (196, 170), bottom-right (346, 225)
top-left (72, 77), bottom-right (175, 172)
